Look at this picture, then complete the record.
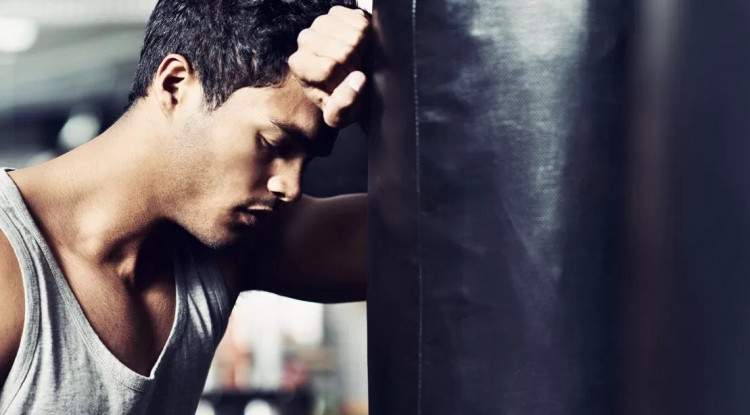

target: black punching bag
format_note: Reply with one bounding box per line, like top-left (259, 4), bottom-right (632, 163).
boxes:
top-left (367, 0), bottom-right (629, 414)
top-left (622, 0), bottom-right (750, 414)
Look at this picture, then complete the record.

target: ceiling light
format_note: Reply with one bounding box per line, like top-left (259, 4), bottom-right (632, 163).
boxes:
top-left (0, 17), bottom-right (39, 53)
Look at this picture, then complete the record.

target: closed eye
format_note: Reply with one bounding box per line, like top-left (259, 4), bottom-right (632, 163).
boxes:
top-left (258, 134), bottom-right (281, 157)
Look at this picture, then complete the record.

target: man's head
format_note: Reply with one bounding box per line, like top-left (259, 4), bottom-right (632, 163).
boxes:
top-left (127, 0), bottom-right (355, 248)
top-left (128, 0), bottom-right (356, 110)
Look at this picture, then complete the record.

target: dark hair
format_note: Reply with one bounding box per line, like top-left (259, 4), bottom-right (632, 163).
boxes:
top-left (127, 0), bottom-right (357, 110)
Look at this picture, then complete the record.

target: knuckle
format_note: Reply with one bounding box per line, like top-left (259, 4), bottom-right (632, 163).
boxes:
top-left (309, 60), bottom-right (335, 84)
top-left (355, 20), bottom-right (370, 33)
top-left (297, 28), bottom-right (312, 45)
top-left (325, 113), bottom-right (340, 128)
top-left (309, 70), bottom-right (325, 84)
top-left (334, 47), bottom-right (352, 65)
top-left (288, 53), bottom-right (307, 74)
top-left (311, 15), bottom-right (327, 29)
top-left (351, 30), bottom-right (366, 47)
top-left (329, 5), bottom-right (348, 14)
top-left (287, 52), bottom-right (299, 68)
top-left (322, 59), bottom-right (338, 80)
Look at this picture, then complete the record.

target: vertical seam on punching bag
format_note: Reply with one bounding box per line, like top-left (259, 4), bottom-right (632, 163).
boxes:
top-left (412, 0), bottom-right (424, 414)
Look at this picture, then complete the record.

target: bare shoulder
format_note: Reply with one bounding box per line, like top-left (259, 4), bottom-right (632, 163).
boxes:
top-left (0, 229), bottom-right (24, 388)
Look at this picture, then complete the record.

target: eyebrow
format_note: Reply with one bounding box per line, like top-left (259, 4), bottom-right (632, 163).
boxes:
top-left (269, 118), bottom-right (338, 157)
top-left (269, 119), bottom-right (313, 144)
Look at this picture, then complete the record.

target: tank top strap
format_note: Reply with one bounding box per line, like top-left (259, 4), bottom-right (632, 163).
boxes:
top-left (173, 228), bottom-right (232, 348)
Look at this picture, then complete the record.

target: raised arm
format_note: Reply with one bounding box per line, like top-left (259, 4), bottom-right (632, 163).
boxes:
top-left (217, 6), bottom-right (370, 303)
top-left (262, 194), bottom-right (366, 302)
top-left (219, 193), bottom-right (366, 303)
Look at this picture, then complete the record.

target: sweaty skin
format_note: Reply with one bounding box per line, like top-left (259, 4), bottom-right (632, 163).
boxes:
top-left (0, 6), bottom-right (370, 385)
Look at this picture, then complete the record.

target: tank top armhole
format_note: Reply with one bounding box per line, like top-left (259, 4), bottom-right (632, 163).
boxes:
top-left (0, 217), bottom-right (41, 415)
top-left (179, 233), bottom-right (232, 346)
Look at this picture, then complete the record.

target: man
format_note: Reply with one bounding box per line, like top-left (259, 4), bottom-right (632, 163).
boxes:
top-left (0, 0), bottom-right (370, 413)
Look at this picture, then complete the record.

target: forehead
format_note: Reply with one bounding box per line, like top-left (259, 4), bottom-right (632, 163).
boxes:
top-left (220, 75), bottom-right (324, 137)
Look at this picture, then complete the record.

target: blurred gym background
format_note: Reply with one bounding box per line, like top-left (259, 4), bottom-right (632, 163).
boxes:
top-left (0, 1), bottom-right (369, 414)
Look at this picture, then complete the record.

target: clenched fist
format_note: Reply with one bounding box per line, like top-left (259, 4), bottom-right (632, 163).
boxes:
top-left (288, 6), bottom-right (371, 129)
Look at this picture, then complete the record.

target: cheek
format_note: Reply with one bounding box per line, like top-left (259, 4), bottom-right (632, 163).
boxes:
top-left (201, 110), bottom-right (273, 188)
top-left (215, 138), bottom-right (269, 177)
top-left (204, 134), bottom-right (273, 192)
top-left (200, 123), bottom-right (250, 166)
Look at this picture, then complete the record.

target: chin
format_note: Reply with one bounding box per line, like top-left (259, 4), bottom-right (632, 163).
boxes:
top-left (195, 230), bottom-right (244, 250)
top-left (183, 218), bottom-right (245, 250)
top-left (182, 211), bottom-right (262, 249)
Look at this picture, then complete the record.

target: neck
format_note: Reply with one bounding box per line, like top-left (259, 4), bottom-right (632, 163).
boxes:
top-left (9, 108), bottom-right (174, 282)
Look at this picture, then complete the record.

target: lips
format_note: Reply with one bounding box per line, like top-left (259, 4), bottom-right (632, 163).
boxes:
top-left (235, 208), bottom-right (274, 227)
top-left (246, 207), bottom-right (273, 213)
top-left (235, 210), bottom-right (258, 226)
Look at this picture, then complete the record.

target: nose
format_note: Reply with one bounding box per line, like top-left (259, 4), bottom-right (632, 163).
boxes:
top-left (267, 161), bottom-right (303, 203)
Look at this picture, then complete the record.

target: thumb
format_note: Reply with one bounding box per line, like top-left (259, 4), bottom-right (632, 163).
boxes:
top-left (323, 71), bottom-right (367, 128)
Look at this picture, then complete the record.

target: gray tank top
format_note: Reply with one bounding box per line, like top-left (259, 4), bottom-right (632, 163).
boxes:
top-left (0, 169), bottom-right (231, 414)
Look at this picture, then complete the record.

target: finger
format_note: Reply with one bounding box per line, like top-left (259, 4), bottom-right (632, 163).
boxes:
top-left (297, 27), bottom-right (362, 70)
top-left (328, 6), bottom-right (370, 32)
top-left (310, 14), bottom-right (367, 48)
top-left (302, 84), bottom-right (331, 109)
top-left (288, 49), bottom-right (347, 91)
top-left (322, 71), bottom-right (366, 128)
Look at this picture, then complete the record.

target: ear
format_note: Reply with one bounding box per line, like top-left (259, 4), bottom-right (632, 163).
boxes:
top-left (153, 54), bottom-right (197, 119)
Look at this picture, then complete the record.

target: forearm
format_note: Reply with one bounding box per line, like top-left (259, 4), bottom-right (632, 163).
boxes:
top-left (265, 193), bottom-right (367, 303)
